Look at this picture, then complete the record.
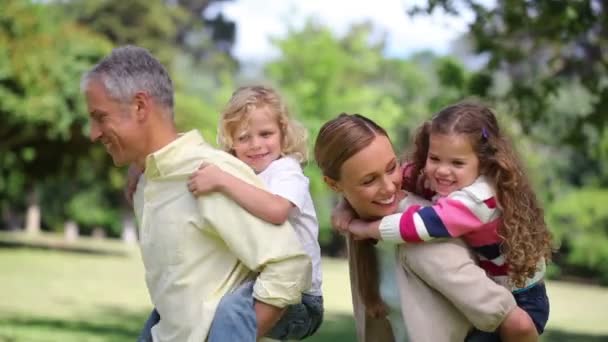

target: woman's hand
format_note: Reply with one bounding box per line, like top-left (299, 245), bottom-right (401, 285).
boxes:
top-left (348, 219), bottom-right (381, 240)
top-left (331, 198), bottom-right (356, 234)
top-left (187, 162), bottom-right (226, 196)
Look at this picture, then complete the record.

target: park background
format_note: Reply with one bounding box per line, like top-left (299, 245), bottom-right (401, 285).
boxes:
top-left (1, 0), bottom-right (607, 341)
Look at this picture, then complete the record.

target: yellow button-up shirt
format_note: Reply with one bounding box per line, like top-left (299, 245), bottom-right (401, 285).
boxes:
top-left (133, 130), bottom-right (312, 342)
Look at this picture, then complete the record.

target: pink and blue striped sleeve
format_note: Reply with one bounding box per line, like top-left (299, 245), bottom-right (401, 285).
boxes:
top-left (379, 195), bottom-right (490, 243)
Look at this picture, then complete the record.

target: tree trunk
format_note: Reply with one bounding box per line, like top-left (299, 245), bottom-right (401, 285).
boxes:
top-left (25, 188), bottom-right (40, 234)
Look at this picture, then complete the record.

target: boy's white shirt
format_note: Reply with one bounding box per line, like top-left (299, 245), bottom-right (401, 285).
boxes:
top-left (258, 156), bottom-right (323, 296)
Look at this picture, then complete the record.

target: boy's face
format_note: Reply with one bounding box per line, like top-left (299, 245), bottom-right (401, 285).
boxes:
top-left (231, 106), bottom-right (283, 173)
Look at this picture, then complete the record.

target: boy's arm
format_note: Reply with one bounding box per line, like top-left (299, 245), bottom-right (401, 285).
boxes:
top-left (189, 163), bottom-right (292, 224)
top-left (197, 188), bottom-right (311, 308)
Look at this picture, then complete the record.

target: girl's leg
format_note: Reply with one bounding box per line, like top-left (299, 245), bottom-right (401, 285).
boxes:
top-left (500, 282), bottom-right (549, 342)
top-left (207, 281), bottom-right (257, 342)
top-left (137, 308), bottom-right (160, 342)
top-left (498, 307), bottom-right (538, 342)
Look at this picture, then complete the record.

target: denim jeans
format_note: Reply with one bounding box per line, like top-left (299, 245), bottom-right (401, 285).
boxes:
top-left (137, 281), bottom-right (324, 342)
top-left (209, 281), bottom-right (324, 341)
top-left (465, 282), bottom-right (550, 342)
top-left (137, 308), bottom-right (160, 342)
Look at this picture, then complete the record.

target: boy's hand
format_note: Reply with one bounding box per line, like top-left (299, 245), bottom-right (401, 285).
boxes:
top-left (125, 164), bottom-right (143, 208)
top-left (331, 199), bottom-right (356, 234)
top-left (187, 162), bottom-right (225, 196)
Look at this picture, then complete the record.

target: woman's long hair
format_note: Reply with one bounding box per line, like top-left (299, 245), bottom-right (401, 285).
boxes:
top-left (314, 113), bottom-right (388, 318)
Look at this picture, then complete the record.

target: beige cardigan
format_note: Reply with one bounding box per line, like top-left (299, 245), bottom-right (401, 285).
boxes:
top-left (346, 196), bottom-right (517, 342)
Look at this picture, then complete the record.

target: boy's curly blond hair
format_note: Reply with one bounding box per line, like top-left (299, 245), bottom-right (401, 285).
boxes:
top-left (217, 85), bottom-right (308, 163)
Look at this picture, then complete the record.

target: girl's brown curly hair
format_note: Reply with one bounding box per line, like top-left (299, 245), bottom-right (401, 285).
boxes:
top-left (402, 102), bottom-right (553, 288)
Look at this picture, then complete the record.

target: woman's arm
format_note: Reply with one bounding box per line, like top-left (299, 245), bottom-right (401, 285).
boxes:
top-left (188, 163), bottom-right (292, 225)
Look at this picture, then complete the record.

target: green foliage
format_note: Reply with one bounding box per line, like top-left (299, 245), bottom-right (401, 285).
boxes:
top-left (266, 20), bottom-right (466, 242)
top-left (410, 0), bottom-right (608, 185)
top-left (413, 0), bottom-right (608, 283)
top-left (548, 188), bottom-right (608, 284)
top-left (0, 0), bottom-right (112, 229)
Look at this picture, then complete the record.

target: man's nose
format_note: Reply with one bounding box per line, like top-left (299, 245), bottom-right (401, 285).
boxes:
top-left (89, 122), bottom-right (101, 142)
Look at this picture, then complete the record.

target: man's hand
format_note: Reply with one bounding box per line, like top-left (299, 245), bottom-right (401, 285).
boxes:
top-left (254, 300), bottom-right (286, 338)
top-left (187, 162), bottom-right (225, 196)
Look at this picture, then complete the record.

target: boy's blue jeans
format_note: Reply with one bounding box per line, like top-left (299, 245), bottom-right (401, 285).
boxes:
top-left (465, 282), bottom-right (550, 342)
top-left (137, 281), bottom-right (324, 342)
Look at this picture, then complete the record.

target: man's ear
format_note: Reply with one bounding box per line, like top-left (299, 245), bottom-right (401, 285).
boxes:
top-left (323, 176), bottom-right (342, 193)
top-left (133, 91), bottom-right (151, 121)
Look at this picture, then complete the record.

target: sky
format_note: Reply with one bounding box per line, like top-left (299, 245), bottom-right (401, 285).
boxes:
top-left (207, 0), bottom-right (476, 62)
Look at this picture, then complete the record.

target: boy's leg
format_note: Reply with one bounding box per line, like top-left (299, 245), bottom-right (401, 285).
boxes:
top-left (207, 281), bottom-right (257, 342)
top-left (265, 294), bottom-right (324, 340)
top-left (137, 308), bottom-right (160, 342)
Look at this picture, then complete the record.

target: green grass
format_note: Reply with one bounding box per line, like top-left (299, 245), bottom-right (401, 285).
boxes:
top-left (0, 234), bottom-right (607, 341)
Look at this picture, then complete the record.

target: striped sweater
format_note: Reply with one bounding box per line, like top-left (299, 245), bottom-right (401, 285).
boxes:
top-left (379, 176), bottom-right (544, 291)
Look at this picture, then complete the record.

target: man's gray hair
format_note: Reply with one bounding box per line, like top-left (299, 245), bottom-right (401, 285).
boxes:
top-left (81, 45), bottom-right (174, 114)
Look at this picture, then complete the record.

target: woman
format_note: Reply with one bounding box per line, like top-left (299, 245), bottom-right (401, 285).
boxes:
top-left (314, 113), bottom-right (535, 341)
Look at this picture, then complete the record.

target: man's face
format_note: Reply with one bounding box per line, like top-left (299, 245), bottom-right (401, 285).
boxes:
top-left (85, 79), bottom-right (141, 166)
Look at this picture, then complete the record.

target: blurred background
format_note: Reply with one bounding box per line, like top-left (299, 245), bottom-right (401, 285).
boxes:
top-left (1, 0), bottom-right (607, 341)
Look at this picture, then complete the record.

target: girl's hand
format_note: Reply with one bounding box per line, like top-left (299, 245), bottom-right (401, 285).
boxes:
top-left (187, 162), bottom-right (225, 196)
top-left (348, 219), bottom-right (381, 241)
top-left (331, 199), bottom-right (356, 234)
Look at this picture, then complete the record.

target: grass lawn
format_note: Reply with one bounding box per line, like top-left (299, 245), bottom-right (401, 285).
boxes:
top-left (1, 234), bottom-right (607, 341)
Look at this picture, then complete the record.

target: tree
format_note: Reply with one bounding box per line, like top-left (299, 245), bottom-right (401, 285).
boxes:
top-left (60, 0), bottom-right (237, 78)
top-left (265, 20), bottom-right (441, 245)
top-left (410, 0), bottom-right (608, 184)
top-left (411, 1), bottom-right (608, 281)
top-left (0, 0), bottom-right (112, 232)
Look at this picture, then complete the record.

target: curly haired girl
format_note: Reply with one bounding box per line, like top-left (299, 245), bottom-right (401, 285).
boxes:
top-left (345, 102), bottom-right (552, 341)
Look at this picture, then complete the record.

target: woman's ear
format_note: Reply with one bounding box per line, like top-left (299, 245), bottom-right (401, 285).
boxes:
top-left (323, 176), bottom-right (342, 193)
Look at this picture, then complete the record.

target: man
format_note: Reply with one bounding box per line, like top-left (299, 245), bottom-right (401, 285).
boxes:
top-left (82, 45), bottom-right (311, 341)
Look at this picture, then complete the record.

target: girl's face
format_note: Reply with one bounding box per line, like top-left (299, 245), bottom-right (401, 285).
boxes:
top-left (232, 106), bottom-right (283, 173)
top-left (424, 133), bottom-right (480, 196)
top-left (326, 135), bottom-right (402, 220)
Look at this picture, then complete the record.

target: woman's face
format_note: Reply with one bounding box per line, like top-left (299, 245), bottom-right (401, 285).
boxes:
top-left (327, 135), bottom-right (402, 220)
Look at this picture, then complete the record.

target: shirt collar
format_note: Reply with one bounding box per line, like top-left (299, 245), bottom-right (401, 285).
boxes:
top-left (144, 130), bottom-right (205, 179)
top-left (461, 176), bottom-right (495, 202)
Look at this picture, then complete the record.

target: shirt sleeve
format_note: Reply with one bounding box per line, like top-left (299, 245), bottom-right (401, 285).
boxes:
top-left (197, 163), bottom-right (312, 307)
top-left (379, 191), bottom-right (494, 243)
top-left (264, 160), bottom-right (309, 211)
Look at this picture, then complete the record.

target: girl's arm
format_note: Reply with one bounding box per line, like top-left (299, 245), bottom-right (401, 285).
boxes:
top-left (349, 192), bottom-right (494, 243)
top-left (188, 163), bottom-right (292, 225)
